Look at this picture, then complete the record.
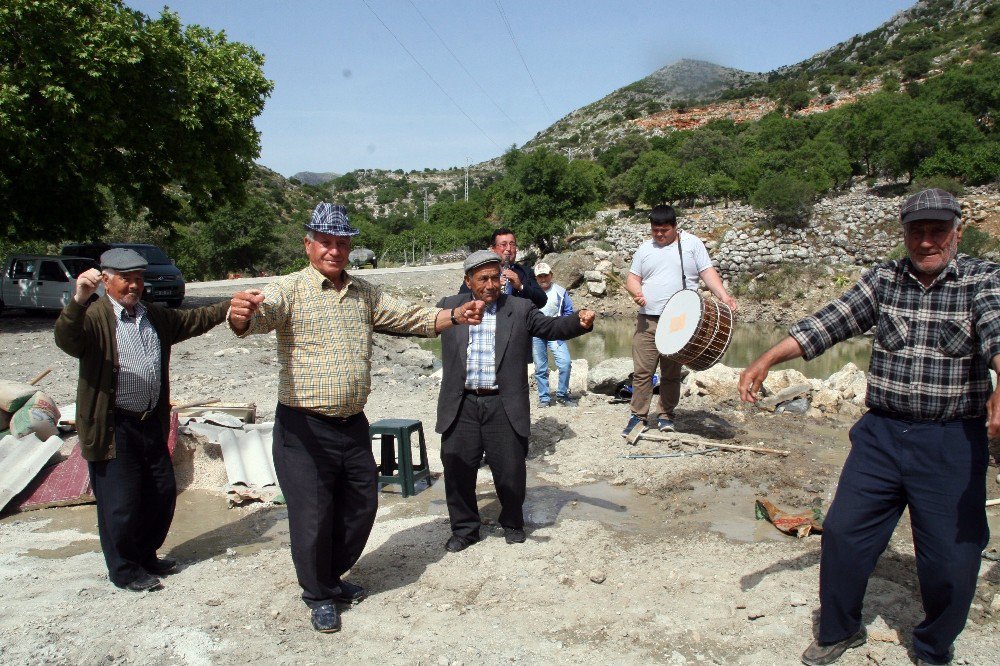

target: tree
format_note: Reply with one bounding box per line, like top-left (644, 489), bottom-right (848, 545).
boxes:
top-left (751, 174), bottom-right (816, 225)
top-left (0, 0), bottom-right (273, 242)
top-left (173, 196), bottom-right (277, 279)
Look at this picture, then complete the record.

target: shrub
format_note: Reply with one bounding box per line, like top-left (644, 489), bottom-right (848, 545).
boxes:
top-left (750, 175), bottom-right (816, 225)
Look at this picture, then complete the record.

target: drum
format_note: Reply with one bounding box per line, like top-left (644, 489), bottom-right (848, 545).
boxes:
top-left (653, 290), bottom-right (734, 371)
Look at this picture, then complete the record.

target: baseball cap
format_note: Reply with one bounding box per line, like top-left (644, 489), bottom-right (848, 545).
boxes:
top-left (535, 262), bottom-right (552, 275)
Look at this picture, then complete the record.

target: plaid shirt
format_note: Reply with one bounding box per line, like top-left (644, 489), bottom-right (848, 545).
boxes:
top-left (465, 302), bottom-right (498, 390)
top-left (232, 265), bottom-right (438, 417)
top-left (790, 255), bottom-right (1000, 421)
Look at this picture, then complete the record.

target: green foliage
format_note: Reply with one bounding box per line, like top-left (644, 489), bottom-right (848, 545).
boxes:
top-left (0, 0), bottom-right (273, 243)
top-left (173, 196), bottom-right (277, 279)
top-left (958, 225), bottom-right (1000, 259)
top-left (750, 174), bottom-right (816, 225)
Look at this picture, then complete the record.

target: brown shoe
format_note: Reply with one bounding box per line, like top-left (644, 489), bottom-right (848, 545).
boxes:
top-left (801, 628), bottom-right (866, 665)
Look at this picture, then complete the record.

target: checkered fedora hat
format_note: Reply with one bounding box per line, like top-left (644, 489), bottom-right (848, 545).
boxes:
top-left (900, 188), bottom-right (962, 225)
top-left (305, 202), bottom-right (360, 236)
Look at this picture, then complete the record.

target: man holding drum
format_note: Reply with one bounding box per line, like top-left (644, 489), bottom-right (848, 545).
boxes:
top-left (738, 189), bottom-right (1000, 666)
top-left (623, 204), bottom-right (737, 436)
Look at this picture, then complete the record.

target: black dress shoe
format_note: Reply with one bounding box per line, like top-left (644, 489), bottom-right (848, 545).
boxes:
top-left (143, 557), bottom-right (178, 575)
top-left (124, 572), bottom-right (162, 592)
top-left (310, 604), bottom-right (341, 633)
top-left (334, 580), bottom-right (367, 604)
top-left (801, 628), bottom-right (866, 665)
top-left (445, 534), bottom-right (478, 552)
top-left (503, 527), bottom-right (526, 544)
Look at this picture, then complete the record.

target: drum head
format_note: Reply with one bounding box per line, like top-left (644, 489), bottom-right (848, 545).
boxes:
top-left (655, 290), bottom-right (702, 355)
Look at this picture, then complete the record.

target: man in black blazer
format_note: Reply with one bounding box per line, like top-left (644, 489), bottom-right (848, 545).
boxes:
top-left (436, 250), bottom-right (595, 552)
top-left (458, 228), bottom-right (547, 308)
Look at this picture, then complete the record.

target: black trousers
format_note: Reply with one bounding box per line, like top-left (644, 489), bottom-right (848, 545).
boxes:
top-left (88, 410), bottom-right (176, 587)
top-left (272, 403), bottom-right (377, 609)
top-left (819, 411), bottom-right (989, 664)
top-left (440, 393), bottom-right (529, 540)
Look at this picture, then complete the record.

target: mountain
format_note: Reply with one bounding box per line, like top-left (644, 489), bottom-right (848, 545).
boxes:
top-left (290, 171), bottom-right (340, 186)
top-left (525, 0), bottom-right (998, 160)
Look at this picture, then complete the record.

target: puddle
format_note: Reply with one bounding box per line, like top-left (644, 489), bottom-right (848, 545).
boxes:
top-left (673, 480), bottom-right (793, 543)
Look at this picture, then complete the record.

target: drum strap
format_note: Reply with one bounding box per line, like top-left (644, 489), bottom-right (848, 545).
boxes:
top-left (677, 231), bottom-right (685, 287)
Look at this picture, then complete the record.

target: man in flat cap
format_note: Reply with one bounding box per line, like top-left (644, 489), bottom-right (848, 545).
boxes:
top-left (459, 227), bottom-right (547, 308)
top-left (435, 250), bottom-right (595, 553)
top-left (229, 202), bottom-right (484, 634)
top-left (738, 189), bottom-right (1000, 666)
top-left (55, 248), bottom-right (230, 592)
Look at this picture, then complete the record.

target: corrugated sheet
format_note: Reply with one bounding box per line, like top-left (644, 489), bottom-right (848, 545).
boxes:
top-left (178, 419), bottom-right (277, 487)
top-left (0, 433), bottom-right (62, 512)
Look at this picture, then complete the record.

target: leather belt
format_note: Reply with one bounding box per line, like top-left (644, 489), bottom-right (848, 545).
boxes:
top-left (282, 403), bottom-right (361, 425)
top-left (116, 407), bottom-right (155, 421)
top-left (465, 388), bottom-right (500, 396)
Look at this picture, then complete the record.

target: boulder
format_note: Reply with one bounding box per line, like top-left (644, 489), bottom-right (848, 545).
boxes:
top-left (757, 383), bottom-right (812, 412)
top-left (588, 357), bottom-right (633, 394)
top-left (763, 369), bottom-right (811, 394)
top-left (810, 387), bottom-right (842, 413)
top-left (398, 348), bottom-right (435, 369)
top-left (587, 281), bottom-right (607, 296)
top-left (685, 363), bottom-right (740, 400)
top-left (825, 363), bottom-right (867, 402)
top-left (542, 251), bottom-right (592, 289)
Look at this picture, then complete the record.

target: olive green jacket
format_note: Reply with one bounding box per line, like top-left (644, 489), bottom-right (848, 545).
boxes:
top-left (54, 296), bottom-right (229, 461)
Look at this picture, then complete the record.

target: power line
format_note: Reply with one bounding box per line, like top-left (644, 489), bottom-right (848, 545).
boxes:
top-left (494, 0), bottom-right (553, 120)
top-left (406, 0), bottom-right (526, 136)
top-left (362, 0), bottom-right (501, 150)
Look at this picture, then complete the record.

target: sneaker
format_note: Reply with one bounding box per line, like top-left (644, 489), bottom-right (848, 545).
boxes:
top-left (656, 416), bottom-right (675, 432)
top-left (556, 395), bottom-right (578, 407)
top-left (800, 628), bottom-right (866, 665)
top-left (538, 401), bottom-right (551, 408)
top-left (621, 414), bottom-right (647, 438)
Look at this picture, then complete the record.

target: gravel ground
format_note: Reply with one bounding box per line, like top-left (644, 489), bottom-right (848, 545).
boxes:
top-left (0, 264), bottom-right (998, 666)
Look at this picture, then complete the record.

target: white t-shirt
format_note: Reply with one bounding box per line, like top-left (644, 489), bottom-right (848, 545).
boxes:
top-left (628, 231), bottom-right (712, 316)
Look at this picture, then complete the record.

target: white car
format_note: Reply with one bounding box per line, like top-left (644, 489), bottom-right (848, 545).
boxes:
top-left (0, 254), bottom-right (103, 314)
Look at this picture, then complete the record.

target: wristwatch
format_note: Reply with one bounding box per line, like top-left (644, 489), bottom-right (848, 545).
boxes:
top-left (450, 308), bottom-right (460, 325)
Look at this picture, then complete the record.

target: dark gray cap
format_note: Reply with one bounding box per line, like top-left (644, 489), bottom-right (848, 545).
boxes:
top-left (900, 188), bottom-right (962, 225)
top-left (99, 248), bottom-right (147, 272)
top-left (463, 249), bottom-right (502, 275)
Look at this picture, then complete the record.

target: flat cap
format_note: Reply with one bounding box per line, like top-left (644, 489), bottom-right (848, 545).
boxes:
top-left (305, 202), bottom-right (360, 237)
top-left (900, 188), bottom-right (962, 225)
top-left (464, 249), bottom-right (502, 274)
top-left (99, 248), bottom-right (147, 272)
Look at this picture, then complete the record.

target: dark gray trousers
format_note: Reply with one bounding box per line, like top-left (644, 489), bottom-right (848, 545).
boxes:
top-left (88, 410), bottom-right (175, 587)
top-left (440, 393), bottom-right (529, 540)
top-left (272, 403), bottom-right (376, 609)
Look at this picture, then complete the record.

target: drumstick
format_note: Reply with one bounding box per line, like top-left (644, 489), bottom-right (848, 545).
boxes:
top-left (171, 397), bottom-right (221, 412)
top-left (28, 367), bottom-right (52, 386)
top-left (632, 430), bottom-right (789, 456)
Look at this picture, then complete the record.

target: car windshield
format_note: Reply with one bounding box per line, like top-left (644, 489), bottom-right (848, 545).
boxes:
top-left (123, 245), bottom-right (171, 265)
top-left (63, 258), bottom-right (99, 277)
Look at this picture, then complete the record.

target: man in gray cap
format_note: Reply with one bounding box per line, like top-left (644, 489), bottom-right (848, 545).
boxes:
top-left (228, 202), bottom-right (485, 634)
top-left (435, 250), bottom-right (595, 553)
top-left (54, 248), bottom-right (230, 592)
top-left (738, 189), bottom-right (1000, 666)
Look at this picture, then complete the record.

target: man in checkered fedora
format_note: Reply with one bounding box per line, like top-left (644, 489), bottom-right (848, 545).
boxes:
top-left (739, 189), bottom-right (1000, 666)
top-left (228, 202), bottom-right (485, 634)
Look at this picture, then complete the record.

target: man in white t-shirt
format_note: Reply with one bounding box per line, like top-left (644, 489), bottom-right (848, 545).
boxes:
top-left (623, 205), bottom-right (737, 436)
top-left (531, 262), bottom-right (576, 407)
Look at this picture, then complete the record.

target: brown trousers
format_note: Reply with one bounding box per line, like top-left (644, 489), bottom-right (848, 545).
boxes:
top-left (630, 314), bottom-right (683, 420)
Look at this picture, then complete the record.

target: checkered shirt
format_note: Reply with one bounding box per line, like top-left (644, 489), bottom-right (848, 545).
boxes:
top-left (232, 265), bottom-right (438, 417)
top-left (465, 301), bottom-right (498, 390)
top-left (110, 298), bottom-right (161, 411)
top-left (789, 255), bottom-right (1000, 421)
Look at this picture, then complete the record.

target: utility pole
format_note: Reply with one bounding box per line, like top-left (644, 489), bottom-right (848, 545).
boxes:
top-left (423, 188), bottom-right (428, 224)
top-left (464, 157), bottom-right (469, 202)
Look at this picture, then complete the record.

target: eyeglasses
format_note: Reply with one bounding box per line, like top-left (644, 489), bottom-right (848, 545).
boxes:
top-left (494, 242), bottom-right (517, 249)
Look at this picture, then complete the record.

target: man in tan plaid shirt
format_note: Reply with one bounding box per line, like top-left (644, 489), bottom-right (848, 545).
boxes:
top-left (229, 202), bottom-right (483, 634)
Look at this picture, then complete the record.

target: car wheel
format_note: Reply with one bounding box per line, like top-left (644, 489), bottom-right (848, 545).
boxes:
top-left (167, 298), bottom-right (183, 308)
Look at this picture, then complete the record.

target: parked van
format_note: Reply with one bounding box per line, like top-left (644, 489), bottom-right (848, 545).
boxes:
top-left (0, 254), bottom-right (102, 314)
top-left (61, 242), bottom-right (185, 307)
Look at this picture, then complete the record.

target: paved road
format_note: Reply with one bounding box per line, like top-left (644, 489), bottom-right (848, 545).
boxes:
top-left (185, 261), bottom-right (463, 292)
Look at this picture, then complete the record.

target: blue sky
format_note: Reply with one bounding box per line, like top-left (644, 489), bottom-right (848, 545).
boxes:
top-left (125, 1), bottom-right (915, 177)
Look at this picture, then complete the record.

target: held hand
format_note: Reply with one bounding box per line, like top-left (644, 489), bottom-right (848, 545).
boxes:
top-left (722, 295), bottom-right (738, 312)
top-left (986, 386), bottom-right (1000, 439)
top-left (737, 360), bottom-right (770, 404)
top-left (74, 268), bottom-right (102, 304)
top-left (229, 289), bottom-right (265, 327)
top-left (578, 309), bottom-right (596, 329)
top-left (461, 300), bottom-right (486, 326)
top-left (503, 268), bottom-right (522, 291)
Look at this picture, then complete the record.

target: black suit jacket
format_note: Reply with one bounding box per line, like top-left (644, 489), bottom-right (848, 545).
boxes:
top-left (435, 293), bottom-right (588, 438)
top-left (458, 261), bottom-right (547, 309)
